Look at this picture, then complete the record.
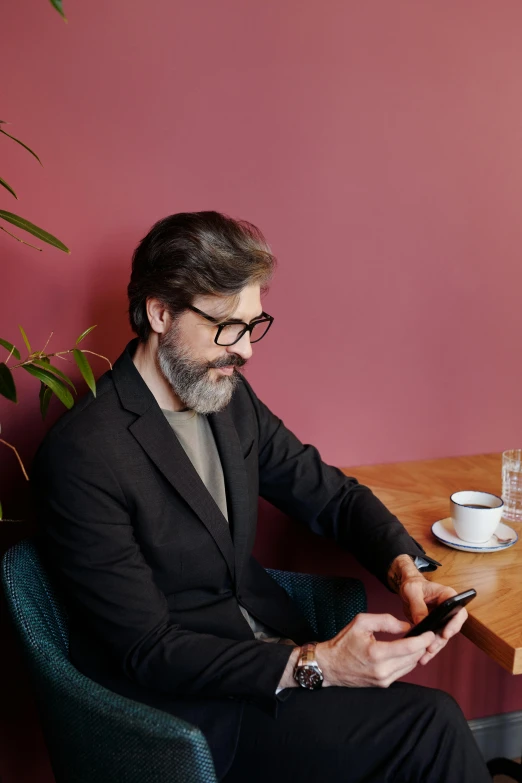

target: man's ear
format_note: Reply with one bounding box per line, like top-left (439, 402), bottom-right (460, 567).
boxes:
top-left (146, 298), bottom-right (171, 335)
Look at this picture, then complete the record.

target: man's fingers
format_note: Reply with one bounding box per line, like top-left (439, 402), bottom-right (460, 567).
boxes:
top-left (420, 610), bottom-right (468, 663)
top-left (427, 636), bottom-right (446, 653)
top-left (354, 613), bottom-right (411, 636)
top-left (410, 601), bottom-right (429, 626)
top-left (440, 607), bottom-right (468, 639)
top-left (401, 581), bottom-right (429, 625)
top-left (424, 584), bottom-right (457, 607)
top-left (385, 657), bottom-right (424, 685)
top-left (420, 647), bottom-right (445, 665)
top-left (416, 633), bottom-right (447, 666)
top-left (370, 630), bottom-right (436, 662)
top-left (418, 608), bottom-right (468, 664)
top-left (377, 647), bottom-right (433, 686)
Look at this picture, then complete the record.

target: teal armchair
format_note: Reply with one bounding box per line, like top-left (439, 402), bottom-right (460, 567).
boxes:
top-left (1, 539), bottom-right (366, 783)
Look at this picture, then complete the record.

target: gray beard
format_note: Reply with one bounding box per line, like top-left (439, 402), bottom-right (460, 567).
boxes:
top-left (156, 325), bottom-right (242, 414)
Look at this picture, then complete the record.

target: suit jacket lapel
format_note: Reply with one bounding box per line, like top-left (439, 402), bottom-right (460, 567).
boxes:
top-left (113, 340), bottom-right (236, 580)
top-left (209, 407), bottom-right (250, 588)
top-left (129, 409), bottom-right (236, 580)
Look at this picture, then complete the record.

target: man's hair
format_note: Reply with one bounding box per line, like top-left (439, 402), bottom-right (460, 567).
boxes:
top-left (128, 211), bottom-right (276, 342)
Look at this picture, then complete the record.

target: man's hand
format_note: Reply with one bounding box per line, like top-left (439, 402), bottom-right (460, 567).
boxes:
top-left (314, 613), bottom-right (435, 688)
top-left (387, 554), bottom-right (468, 665)
top-left (276, 557), bottom-right (468, 693)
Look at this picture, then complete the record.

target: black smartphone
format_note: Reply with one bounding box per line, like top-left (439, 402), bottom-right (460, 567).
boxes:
top-left (404, 589), bottom-right (476, 638)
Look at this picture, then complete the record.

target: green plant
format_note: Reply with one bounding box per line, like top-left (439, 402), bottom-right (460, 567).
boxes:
top-left (0, 1), bottom-right (111, 520)
top-left (1, 0), bottom-right (68, 252)
top-left (0, 326), bottom-right (111, 519)
top-left (0, 123), bottom-right (70, 252)
top-left (49, 0), bottom-right (67, 21)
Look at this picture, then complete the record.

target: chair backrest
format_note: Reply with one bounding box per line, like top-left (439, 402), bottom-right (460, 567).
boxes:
top-left (2, 538), bottom-right (69, 659)
top-left (266, 568), bottom-right (367, 641)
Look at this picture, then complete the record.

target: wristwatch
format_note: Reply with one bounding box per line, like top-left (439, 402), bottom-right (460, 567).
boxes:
top-left (293, 642), bottom-right (324, 690)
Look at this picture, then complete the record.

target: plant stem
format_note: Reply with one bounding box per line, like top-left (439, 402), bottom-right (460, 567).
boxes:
top-left (50, 349), bottom-right (113, 369)
top-left (11, 348), bottom-right (112, 371)
top-left (41, 332), bottom-right (54, 354)
top-left (0, 439), bottom-right (29, 481)
top-left (0, 225), bottom-right (42, 251)
top-left (80, 349), bottom-right (113, 369)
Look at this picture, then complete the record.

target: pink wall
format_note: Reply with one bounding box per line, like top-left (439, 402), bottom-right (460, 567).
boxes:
top-left (3, 0), bottom-right (522, 472)
top-left (2, 0), bottom-right (522, 779)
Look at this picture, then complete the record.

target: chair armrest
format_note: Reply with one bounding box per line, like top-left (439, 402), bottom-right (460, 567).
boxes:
top-left (265, 569), bottom-right (367, 642)
top-left (2, 542), bottom-right (218, 783)
top-left (23, 651), bottom-right (218, 783)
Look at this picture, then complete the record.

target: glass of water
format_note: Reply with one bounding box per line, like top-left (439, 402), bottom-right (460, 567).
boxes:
top-left (502, 449), bottom-right (522, 522)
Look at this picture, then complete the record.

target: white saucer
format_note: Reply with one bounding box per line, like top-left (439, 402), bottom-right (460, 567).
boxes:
top-left (431, 517), bottom-right (518, 553)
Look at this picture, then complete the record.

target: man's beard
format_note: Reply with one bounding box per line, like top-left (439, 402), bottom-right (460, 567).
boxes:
top-left (156, 323), bottom-right (246, 414)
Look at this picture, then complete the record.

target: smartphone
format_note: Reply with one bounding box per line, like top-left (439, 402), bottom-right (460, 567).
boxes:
top-left (404, 589), bottom-right (476, 638)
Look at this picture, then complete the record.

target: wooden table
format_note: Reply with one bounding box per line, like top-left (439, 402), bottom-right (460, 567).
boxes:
top-left (342, 453), bottom-right (522, 674)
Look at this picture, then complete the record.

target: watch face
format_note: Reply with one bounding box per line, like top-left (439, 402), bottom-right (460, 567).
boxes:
top-left (297, 665), bottom-right (323, 690)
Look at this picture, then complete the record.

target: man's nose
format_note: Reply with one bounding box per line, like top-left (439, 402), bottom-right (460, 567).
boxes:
top-left (227, 331), bottom-right (253, 361)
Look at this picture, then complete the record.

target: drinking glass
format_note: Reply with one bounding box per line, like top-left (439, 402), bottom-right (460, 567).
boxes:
top-left (502, 449), bottom-right (522, 522)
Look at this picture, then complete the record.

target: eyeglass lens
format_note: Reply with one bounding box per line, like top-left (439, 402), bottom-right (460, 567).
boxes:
top-left (217, 320), bottom-right (271, 346)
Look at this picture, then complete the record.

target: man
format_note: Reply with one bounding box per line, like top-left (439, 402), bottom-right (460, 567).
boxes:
top-left (33, 211), bottom-right (490, 782)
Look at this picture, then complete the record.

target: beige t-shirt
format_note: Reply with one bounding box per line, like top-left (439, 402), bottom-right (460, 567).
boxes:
top-left (162, 408), bottom-right (229, 521)
top-left (162, 408), bottom-right (293, 645)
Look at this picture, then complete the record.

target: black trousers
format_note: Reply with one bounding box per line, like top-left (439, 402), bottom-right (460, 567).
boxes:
top-left (222, 683), bottom-right (491, 783)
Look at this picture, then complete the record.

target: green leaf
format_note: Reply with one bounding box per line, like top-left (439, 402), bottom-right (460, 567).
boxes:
top-left (22, 365), bottom-right (74, 409)
top-left (18, 325), bottom-right (31, 354)
top-left (0, 339), bottom-right (20, 360)
top-left (49, 0), bottom-right (67, 20)
top-left (0, 363), bottom-right (17, 403)
top-left (0, 128), bottom-right (42, 165)
top-left (0, 211), bottom-right (69, 253)
top-left (39, 382), bottom-right (52, 420)
top-left (73, 349), bottom-right (96, 397)
top-left (32, 358), bottom-right (76, 391)
top-left (0, 176), bottom-right (17, 199)
top-left (76, 325), bottom-right (97, 345)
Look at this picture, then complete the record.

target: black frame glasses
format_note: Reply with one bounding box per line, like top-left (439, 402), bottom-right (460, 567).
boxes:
top-left (187, 305), bottom-right (274, 346)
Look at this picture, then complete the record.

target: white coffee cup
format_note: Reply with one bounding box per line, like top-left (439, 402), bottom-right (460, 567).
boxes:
top-left (450, 490), bottom-right (504, 543)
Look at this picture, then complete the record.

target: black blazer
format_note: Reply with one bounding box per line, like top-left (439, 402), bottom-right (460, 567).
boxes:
top-left (33, 339), bottom-right (430, 778)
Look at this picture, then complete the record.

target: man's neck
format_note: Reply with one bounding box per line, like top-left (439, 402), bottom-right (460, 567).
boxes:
top-left (132, 337), bottom-right (185, 412)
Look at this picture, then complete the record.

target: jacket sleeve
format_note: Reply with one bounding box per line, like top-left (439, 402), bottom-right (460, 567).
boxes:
top-left (240, 376), bottom-right (431, 585)
top-left (32, 433), bottom-right (293, 710)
